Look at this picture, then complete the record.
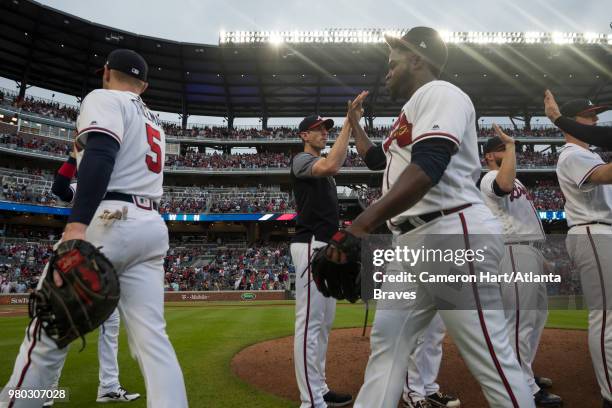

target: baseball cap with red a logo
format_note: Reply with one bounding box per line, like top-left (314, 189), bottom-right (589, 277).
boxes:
top-left (298, 115), bottom-right (334, 132)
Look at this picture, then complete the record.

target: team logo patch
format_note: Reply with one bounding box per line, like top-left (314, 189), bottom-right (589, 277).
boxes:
top-left (383, 113), bottom-right (413, 151)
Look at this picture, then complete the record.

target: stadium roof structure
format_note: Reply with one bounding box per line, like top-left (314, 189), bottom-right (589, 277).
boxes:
top-left (0, 0), bottom-right (611, 123)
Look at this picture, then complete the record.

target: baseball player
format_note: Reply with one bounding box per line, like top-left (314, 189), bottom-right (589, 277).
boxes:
top-left (480, 125), bottom-right (562, 407)
top-left (41, 152), bottom-right (140, 406)
top-left (329, 27), bottom-right (535, 407)
top-left (291, 92), bottom-right (366, 408)
top-left (554, 99), bottom-right (612, 408)
top-left (351, 112), bottom-right (459, 408)
top-left (545, 89), bottom-right (612, 148)
top-left (0, 49), bottom-right (187, 408)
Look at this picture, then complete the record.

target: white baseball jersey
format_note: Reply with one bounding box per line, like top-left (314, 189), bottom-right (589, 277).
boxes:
top-left (479, 171), bottom-right (545, 242)
top-left (381, 80), bottom-right (484, 230)
top-left (75, 89), bottom-right (165, 200)
top-left (556, 143), bottom-right (612, 227)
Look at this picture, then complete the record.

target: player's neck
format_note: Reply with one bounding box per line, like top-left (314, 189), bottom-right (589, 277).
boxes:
top-left (406, 73), bottom-right (437, 99)
top-left (565, 134), bottom-right (589, 149)
top-left (304, 144), bottom-right (322, 157)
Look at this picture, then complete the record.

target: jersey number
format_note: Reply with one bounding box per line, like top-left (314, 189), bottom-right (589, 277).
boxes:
top-left (145, 124), bottom-right (162, 173)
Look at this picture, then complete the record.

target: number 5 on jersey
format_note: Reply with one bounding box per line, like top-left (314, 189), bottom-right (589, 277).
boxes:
top-left (145, 124), bottom-right (162, 173)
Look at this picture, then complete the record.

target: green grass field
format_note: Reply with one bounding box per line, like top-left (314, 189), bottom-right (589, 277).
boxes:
top-left (0, 301), bottom-right (588, 407)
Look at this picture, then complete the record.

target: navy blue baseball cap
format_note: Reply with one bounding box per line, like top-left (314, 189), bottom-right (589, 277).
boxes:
top-left (560, 98), bottom-right (610, 118)
top-left (483, 136), bottom-right (505, 154)
top-left (97, 49), bottom-right (148, 82)
top-left (298, 115), bottom-right (334, 132)
top-left (384, 27), bottom-right (448, 74)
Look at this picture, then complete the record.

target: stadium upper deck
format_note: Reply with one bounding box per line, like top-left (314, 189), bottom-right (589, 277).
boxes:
top-left (0, 0), bottom-right (610, 124)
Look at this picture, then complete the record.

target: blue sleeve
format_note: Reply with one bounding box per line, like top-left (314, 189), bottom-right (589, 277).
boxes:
top-left (67, 133), bottom-right (120, 225)
top-left (410, 139), bottom-right (454, 185)
top-left (364, 145), bottom-right (387, 171)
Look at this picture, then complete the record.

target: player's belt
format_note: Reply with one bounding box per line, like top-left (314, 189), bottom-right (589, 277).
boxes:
top-left (571, 221), bottom-right (612, 228)
top-left (397, 203), bottom-right (472, 234)
top-left (505, 241), bottom-right (544, 251)
top-left (103, 192), bottom-right (159, 211)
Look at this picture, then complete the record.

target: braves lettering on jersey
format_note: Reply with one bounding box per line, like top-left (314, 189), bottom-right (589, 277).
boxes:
top-left (381, 81), bottom-right (483, 229)
top-left (76, 89), bottom-right (164, 200)
top-left (479, 171), bottom-right (545, 242)
top-left (556, 143), bottom-right (612, 226)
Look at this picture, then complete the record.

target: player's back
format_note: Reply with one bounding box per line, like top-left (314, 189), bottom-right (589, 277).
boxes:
top-left (76, 89), bottom-right (165, 201)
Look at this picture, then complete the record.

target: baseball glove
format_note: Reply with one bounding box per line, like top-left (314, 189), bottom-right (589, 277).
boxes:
top-left (311, 230), bottom-right (362, 303)
top-left (28, 239), bottom-right (120, 349)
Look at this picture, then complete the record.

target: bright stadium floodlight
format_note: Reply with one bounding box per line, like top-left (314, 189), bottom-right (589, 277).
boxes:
top-left (218, 29), bottom-right (612, 45)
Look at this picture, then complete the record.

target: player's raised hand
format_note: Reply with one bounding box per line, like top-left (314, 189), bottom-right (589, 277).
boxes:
top-left (492, 123), bottom-right (514, 145)
top-left (544, 89), bottom-right (562, 122)
top-left (347, 91), bottom-right (369, 125)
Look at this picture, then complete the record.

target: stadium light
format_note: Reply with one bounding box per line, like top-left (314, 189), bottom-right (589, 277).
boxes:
top-left (219, 29), bottom-right (612, 45)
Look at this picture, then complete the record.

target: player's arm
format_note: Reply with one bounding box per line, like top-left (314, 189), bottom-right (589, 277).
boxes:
top-left (63, 133), bottom-right (120, 241)
top-left (348, 139), bottom-right (455, 234)
top-left (545, 89), bottom-right (612, 148)
top-left (51, 150), bottom-right (77, 202)
top-left (311, 116), bottom-right (352, 177)
top-left (345, 85), bottom-right (467, 236)
top-left (311, 91), bottom-right (368, 176)
top-left (492, 123), bottom-right (516, 193)
top-left (586, 163), bottom-right (612, 185)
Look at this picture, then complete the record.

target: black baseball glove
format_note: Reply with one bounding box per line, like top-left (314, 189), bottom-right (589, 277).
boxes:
top-left (311, 230), bottom-right (362, 303)
top-left (28, 239), bottom-right (120, 349)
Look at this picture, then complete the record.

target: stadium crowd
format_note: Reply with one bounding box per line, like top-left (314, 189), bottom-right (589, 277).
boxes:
top-left (163, 243), bottom-right (292, 291)
top-left (360, 183), bottom-right (565, 212)
top-left (1, 231), bottom-right (292, 293)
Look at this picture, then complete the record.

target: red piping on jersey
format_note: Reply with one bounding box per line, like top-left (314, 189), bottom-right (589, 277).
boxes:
top-left (459, 212), bottom-right (520, 407)
top-left (578, 163), bottom-right (605, 188)
top-left (586, 226), bottom-right (612, 395)
top-left (77, 126), bottom-right (122, 145)
top-left (412, 132), bottom-right (460, 145)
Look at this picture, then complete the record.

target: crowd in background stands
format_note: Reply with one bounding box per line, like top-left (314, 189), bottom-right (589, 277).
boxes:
top-left (166, 152), bottom-right (291, 169)
top-left (0, 231), bottom-right (292, 292)
top-left (209, 197), bottom-right (291, 213)
top-left (531, 180), bottom-right (565, 211)
top-left (1, 179), bottom-right (58, 206)
top-left (360, 183), bottom-right (565, 212)
top-left (159, 196), bottom-right (208, 215)
top-left (0, 241), bottom-right (53, 294)
top-left (478, 126), bottom-right (562, 138)
top-left (163, 243), bottom-right (292, 291)
top-left (0, 92), bottom-right (78, 123)
top-left (0, 133), bottom-right (71, 156)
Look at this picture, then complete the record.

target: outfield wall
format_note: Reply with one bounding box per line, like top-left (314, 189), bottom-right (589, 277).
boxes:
top-left (0, 290), bottom-right (289, 305)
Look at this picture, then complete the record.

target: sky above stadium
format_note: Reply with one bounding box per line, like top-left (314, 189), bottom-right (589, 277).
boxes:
top-left (1, 0), bottom-right (610, 124)
top-left (37, 0), bottom-right (612, 45)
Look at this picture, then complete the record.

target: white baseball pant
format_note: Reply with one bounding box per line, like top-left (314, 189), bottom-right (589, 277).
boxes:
top-left (292, 237), bottom-right (336, 408)
top-left (0, 201), bottom-right (188, 408)
top-left (499, 244), bottom-right (548, 395)
top-left (353, 204), bottom-right (535, 408)
top-left (403, 313), bottom-right (446, 404)
top-left (566, 224), bottom-right (612, 402)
